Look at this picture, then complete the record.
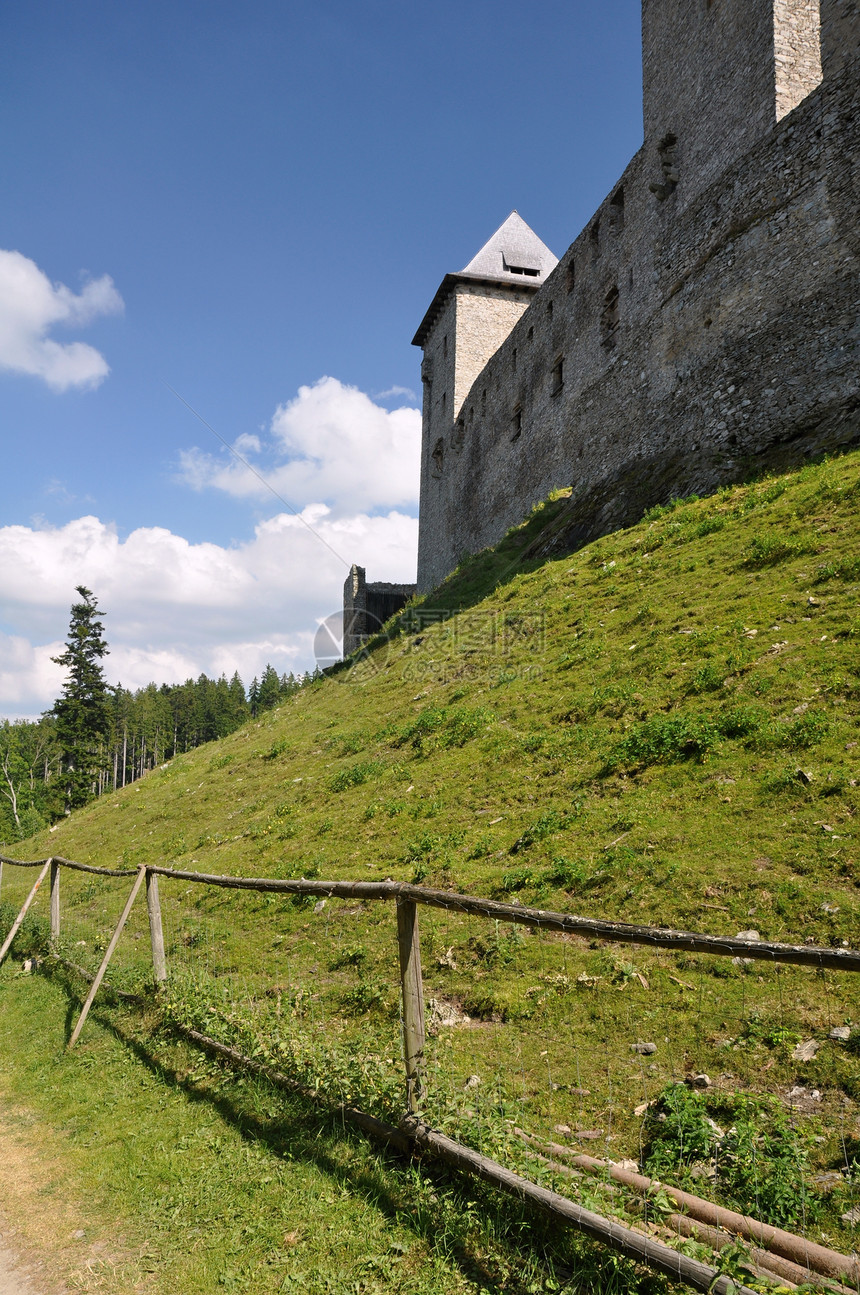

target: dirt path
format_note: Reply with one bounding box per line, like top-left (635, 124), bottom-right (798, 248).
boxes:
top-left (0, 1109), bottom-right (69, 1295)
top-left (0, 1242), bottom-right (48, 1295)
top-left (0, 1103), bottom-right (138, 1295)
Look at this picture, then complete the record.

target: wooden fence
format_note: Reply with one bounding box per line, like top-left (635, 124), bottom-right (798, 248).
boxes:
top-left (1, 849), bottom-right (859, 1295)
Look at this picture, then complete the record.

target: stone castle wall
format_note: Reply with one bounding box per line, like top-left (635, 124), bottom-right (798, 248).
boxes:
top-left (416, 0), bottom-right (860, 591)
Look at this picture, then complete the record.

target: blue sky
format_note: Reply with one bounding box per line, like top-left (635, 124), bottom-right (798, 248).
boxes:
top-left (0, 0), bottom-right (643, 717)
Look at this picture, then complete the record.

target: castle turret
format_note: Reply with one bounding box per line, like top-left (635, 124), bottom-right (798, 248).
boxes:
top-left (412, 212), bottom-right (557, 590)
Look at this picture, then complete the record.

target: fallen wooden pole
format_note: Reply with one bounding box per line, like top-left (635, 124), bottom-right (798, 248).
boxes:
top-left (518, 1136), bottom-right (859, 1286)
top-left (176, 1024), bottom-right (411, 1153)
top-left (667, 1210), bottom-right (854, 1294)
top-left (0, 859), bottom-right (51, 967)
top-left (401, 1115), bottom-right (757, 1295)
top-left (518, 1140), bottom-right (850, 1294)
top-left (179, 1025), bottom-right (758, 1294)
top-left (51, 955), bottom-right (141, 1002)
top-left (68, 868), bottom-right (146, 1048)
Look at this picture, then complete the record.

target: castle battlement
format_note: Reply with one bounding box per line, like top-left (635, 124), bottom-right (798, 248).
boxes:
top-left (413, 0), bottom-right (860, 591)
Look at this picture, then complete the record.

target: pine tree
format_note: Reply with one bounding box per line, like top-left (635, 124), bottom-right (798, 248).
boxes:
top-left (227, 671), bottom-right (249, 727)
top-left (51, 586), bottom-right (111, 811)
top-left (257, 663), bottom-right (281, 712)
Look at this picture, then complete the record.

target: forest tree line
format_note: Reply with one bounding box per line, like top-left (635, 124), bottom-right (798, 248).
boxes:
top-left (1, 587), bottom-right (313, 841)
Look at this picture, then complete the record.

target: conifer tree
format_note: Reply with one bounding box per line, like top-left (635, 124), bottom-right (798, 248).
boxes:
top-left (51, 586), bottom-right (111, 810)
top-left (257, 663), bottom-right (281, 712)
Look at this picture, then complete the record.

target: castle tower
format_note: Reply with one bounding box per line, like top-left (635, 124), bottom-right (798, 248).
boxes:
top-left (412, 212), bottom-right (557, 590)
top-left (642, 0), bottom-right (824, 206)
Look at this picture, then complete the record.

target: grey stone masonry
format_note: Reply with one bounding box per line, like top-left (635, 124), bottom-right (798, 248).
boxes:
top-left (343, 565), bottom-right (416, 657)
top-left (414, 0), bottom-right (860, 591)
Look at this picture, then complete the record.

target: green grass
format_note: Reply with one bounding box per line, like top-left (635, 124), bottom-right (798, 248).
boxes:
top-left (0, 961), bottom-right (684, 1295)
top-left (3, 451), bottom-right (860, 1291)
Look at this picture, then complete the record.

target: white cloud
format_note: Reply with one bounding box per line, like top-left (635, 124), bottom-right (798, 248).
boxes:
top-left (233, 432), bottom-right (262, 454)
top-left (1, 375), bottom-right (423, 717)
top-left (0, 636), bottom-right (65, 719)
top-left (0, 249), bottom-right (123, 391)
top-left (374, 385), bottom-right (417, 402)
top-left (0, 507), bottom-right (418, 718)
top-left (178, 376), bottom-right (421, 516)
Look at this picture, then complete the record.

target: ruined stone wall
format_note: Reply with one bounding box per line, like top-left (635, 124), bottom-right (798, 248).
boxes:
top-left (343, 565), bottom-right (416, 656)
top-left (417, 52), bottom-right (860, 590)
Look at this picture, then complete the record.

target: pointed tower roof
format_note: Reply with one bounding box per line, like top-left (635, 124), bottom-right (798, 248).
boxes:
top-left (460, 211), bottom-right (558, 281)
top-left (412, 212), bottom-right (558, 347)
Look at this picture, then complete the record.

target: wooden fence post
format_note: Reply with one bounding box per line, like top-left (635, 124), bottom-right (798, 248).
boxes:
top-left (145, 869), bottom-right (167, 985)
top-left (68, 867), bottom-right (146, 1048)
top-left (50, 859), bottom-right (61, 947)
top-left (396, 897), bottom-right (426, 1111)
top-left (0, 859), bottom-right (51, 967)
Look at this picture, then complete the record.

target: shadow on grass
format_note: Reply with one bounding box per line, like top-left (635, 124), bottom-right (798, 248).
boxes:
top-left (45, 965), bottom-right (628, 1295)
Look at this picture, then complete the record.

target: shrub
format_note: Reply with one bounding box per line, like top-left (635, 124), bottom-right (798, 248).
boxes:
top-left (687, 661), bottom-right (725, 695)
top-left (693, 516), bottom-right (726, 538)
top-left (643, 495), bottom-right (700, 523)
top-left (330, 943), bottom-right (368, 970)
top-left (812, 555), bottom-right (860, 584)
top-left (760, 766), bottom-right (807, 796)
top-left (500, 866), bottom-right (536, 893)
top-left (643, 1084), bottom-right (716, 1176)
top-left (510, 808), bottom-right (569, 853)
top-left (643, 1085), bottom-right (819, 1229)
top-left (718, 1096), bottom-right (818, 1228)
top-left (717, 704), bottom-right (765, 740)
top-left (743, 531), bottom-right (814, 567)
top-left (604, 714), bottom-right (720, 772)
top-left (444, 706), bottom-right (494, 747)
top-left (543, 855), bottom-right (591, 889)
top-left (780, 710), bottom-right (830, 749)
top-left (468, 922), bottom-right (526, 967)
top-left (341, 976), bottom-right (389, 1015)
top-left (329, 760), bottom-right (383, 792)
top-left (387, 705), bottom-right (493, 754)
top-left (402, 828), bottom-right (464, 865)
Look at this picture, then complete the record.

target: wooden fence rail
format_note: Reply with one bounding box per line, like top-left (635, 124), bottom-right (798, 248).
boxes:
top-left (1, 848), bottom-right (858, 1295)
top-left (4, 851), bottom-right (859, 973)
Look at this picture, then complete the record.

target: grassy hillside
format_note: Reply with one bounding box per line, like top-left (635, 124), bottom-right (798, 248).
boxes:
top-left (2, 450), bottom-right (860, 1293)
top-left (14, 451), bottom-right (860, 934)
